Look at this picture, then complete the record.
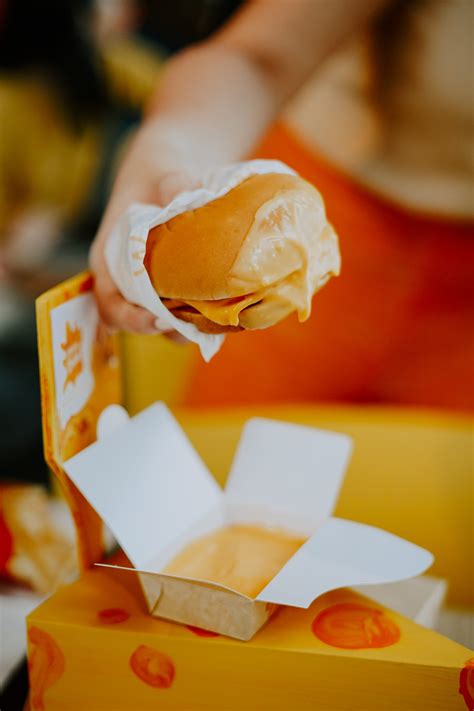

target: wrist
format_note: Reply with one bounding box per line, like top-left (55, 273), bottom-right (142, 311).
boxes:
top-left (136, 117), bottom-right (204, 171)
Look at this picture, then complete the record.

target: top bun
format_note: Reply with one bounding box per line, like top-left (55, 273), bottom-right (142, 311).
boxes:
top-left (145, 173), bottom-right (320, 300)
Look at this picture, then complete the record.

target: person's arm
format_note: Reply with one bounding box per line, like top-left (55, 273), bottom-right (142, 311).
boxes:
top-left (91, 0), bottom-right (387, 332)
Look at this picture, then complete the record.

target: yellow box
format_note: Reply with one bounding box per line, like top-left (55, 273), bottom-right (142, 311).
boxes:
top-left (26, 555), bottom-right (472, 711)
top-left (32, 274), bottom-right (473, 710)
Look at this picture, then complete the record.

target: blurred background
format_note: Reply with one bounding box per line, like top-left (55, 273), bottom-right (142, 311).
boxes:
top-left (1, 0), bottom-right (472, 483)
top-left (0, 0), bottom-right (245, 483)
top-left (0, 0), bottom-right (472, 703)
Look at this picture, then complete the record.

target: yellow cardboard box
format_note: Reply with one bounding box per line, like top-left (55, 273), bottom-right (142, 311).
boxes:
top-left (62, 401), bottom-right (436, 640)
top-left (37, 274), bottom-right (433, 642)
top-left (31, 273), bottom-right (473, 710)
top-left (26, 554), bottom-right (472, 711)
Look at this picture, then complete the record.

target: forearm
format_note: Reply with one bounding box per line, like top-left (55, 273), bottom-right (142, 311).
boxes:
top-left (143, 0), bottom-right (388, 168)
top-left (144, 45), bottom-right (278, 171)
top-left (92, 0), bottom-right (389, 333)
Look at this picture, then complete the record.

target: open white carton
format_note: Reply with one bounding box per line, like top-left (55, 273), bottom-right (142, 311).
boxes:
top-left (63, 402), bottom-right (433, 641)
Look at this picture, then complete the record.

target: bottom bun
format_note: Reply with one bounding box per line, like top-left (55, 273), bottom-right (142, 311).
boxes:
top-left (164, 296), bottom-right (297, 333)
top-left (238, 298), bottom-right (295, 330)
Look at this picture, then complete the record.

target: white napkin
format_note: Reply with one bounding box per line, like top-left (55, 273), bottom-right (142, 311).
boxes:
top-left (105, 159), bottom-right (296, 361)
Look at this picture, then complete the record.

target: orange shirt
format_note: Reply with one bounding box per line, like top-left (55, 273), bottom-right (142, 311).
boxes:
top-left (183, 123), bottom-right (474, 412)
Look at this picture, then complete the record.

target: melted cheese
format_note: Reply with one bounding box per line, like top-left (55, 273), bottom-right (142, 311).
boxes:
top-left (163, 524), bottom-right (306, 598)
top-left (185, 293), bottom-right (264, 327)
top-left (232, 189), bottom-right (340, 324)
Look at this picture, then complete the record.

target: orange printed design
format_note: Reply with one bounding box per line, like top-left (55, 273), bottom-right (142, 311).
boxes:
top-left (97, 607), bottom-right (130, 624)
top-left (28, 627), bottom-right (66, 710)
top-left (61, 321), bottom-right (83, 391)
top-left (459, 658), bottom-right (474, 710)
top-left (59, 332), bottom-right (120, 462)
top-left (60, 406), bottom-right (96, 462)
top-left (186, 625), bottom-right (219, 638)
top-left (312, 603), bottom-right (400, 649)
top-left (129, 645), bottom-right (175, 689)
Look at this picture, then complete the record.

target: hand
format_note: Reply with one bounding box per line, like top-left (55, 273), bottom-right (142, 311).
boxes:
top-left (90, 0), bottom-right (387, 334)
top-left (90, 120), bottom-right (201, 334)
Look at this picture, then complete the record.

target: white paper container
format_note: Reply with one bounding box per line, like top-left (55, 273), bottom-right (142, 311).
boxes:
top-left (105, 159), bottom-right (296, 362)
top-left (62, 403), bottom-right (433, 640)
top-left (356, 575), bottom-right (447, 630)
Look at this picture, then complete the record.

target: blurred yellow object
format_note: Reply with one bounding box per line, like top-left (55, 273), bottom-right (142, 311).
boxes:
top-left (0, 38), bottom-right (163, 235)
top-left (0, 484), bottom-right (76, 593)
top-left (101, 38), bottom-right (165, 114)
top-left (121, 333), bottom-right (195, 413)
top-left (0, 76), bottom-right (100, 235)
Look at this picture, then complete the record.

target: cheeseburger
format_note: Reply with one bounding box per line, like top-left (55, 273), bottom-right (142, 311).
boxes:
top-left (144, 172), bottom-right (340, 334)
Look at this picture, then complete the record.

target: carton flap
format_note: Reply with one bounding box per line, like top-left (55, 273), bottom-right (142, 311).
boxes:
top-left (225, 419), bottom-right (352, 531)
top-left (63, 403), bottom-right (221, 568)
top-left (256, 518), bottom-right (434, 607)
top-left (36, 272), bottom-right (122, 570)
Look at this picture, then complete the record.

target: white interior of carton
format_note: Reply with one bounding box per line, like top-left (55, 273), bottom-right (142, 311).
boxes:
top-left (63, 403), bottom-right (433, 608)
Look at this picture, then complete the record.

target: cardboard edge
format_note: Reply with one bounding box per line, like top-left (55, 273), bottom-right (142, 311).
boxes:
top-left (95, 563), bottom-right (255, 601)
top-left (35, 272), bottom-right (108, 570)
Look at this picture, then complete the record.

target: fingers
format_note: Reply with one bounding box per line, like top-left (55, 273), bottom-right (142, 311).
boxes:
top-left (95, 284), bottom-right (189, 344)
top-left (97, 288), bottom-right (157, 335)
top-left (163, 331), bottom-right (190, 345)
top-left (93, 265), bottom-right (191, 342)
top-left (89, 125), bottom-right (202, 335)
top-left (92, 250), bottom-right (186, 338)
top-left (92, 250), bottom-right (157, 334)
